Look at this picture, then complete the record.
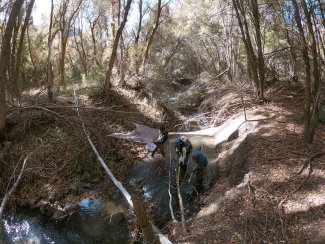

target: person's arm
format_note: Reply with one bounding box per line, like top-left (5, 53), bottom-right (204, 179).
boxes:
top-left (156, 131), bottom-right (168, 144)
top-left (154, 133), bottom-right (163, 143)
top-left (175, 146), bottom-right (181, 157)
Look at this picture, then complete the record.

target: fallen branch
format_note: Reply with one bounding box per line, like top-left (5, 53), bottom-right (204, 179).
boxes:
top-left (278, 152), bottom-right (325, 188)
top-left (197, 69), bottom-right (229, 89)
top-left (168, 145), bottom-right (176, 221)
top-left (0, 155), bottom-right (29, 220)
top-left (71, 83), bottom-right (133, 208)
top-left (176, 162), bottom-right (187, 233)
top-left (278, 162), bottom-right (312, 208)
top-left (8, 105), bottom-right (140, 114)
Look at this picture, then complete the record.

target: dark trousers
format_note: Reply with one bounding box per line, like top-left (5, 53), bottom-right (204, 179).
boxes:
top-left (196, 168), bottom-right (204, 192)
top-left (179, 164), bottom-right (187, 182)
top-left (178, 154), bottom-right (189, 181)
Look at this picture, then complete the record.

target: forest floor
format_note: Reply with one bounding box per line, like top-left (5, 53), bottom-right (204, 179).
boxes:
top-left (172, 82), bottom-right (325, 243)
top-left (1, 80), bottom-right (325, 243)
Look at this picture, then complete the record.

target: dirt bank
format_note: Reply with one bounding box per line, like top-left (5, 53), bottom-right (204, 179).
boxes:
top-left (172, 82), bottom-right (325, 243)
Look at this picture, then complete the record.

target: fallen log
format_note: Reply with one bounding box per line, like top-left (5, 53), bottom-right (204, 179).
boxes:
top-left (132, 195), bottom-right (160, 244)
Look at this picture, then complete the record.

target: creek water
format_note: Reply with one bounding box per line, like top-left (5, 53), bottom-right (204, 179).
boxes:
top-left (1, 188), bottom-right (131, 243)
top-left (129, 134), bottom-right (219, 228)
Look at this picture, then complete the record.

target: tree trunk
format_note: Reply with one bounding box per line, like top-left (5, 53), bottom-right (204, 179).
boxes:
top-left (0, 0), bottom-right (24, 135)
top-left (135, 0), bottom-right (143, 45)
top-left (27, 26), bottom-right (40, 85)
top-left (58, 0), bottom-right (83, 91)
top-left (292, 0), bottom-right (313, 143)
top-left (90, 17), bottom-right (101, 68)
top-left (232, 0), bottom-right (264, 101)
top-left (301, 0), bottom-right (322, 143)
top-left (9, 13), bottom-right (21, 100)
top-left (74, 22), bottom-right (88, 77)
top-left (142, 0), bottom-right (162, 74)
top-left (104, 0), bottom-right (132, 93)
top-left (14, 0), bottom-right (35, 101)
top-left (134, 0), bottom-right (143, 74)
top-left (59, 34), bottom-right (68, 90)
top-left (47, 0), bottom-right (54, 100)
top-left (251, 0), bottom-right (265, 100)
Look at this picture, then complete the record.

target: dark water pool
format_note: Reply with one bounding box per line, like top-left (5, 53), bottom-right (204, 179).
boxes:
top-left (1, 195), bottom-right (131, 244)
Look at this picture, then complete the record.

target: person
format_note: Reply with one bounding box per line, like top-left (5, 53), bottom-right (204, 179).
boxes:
top-left (191, 147), bottom-right (208, 192)
top-left (151, 126), bottom-right (168, 157)
top-left (174, 136), bottom-right (192, 181)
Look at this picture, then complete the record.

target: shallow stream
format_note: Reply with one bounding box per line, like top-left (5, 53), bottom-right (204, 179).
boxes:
top-left (1, 184), bottom-right (131, 244)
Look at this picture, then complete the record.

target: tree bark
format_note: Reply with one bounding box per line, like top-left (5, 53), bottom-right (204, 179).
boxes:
top-left (89, 15), bottom-right (101, 68)
top-left (58, 0), bottom-right (82, 90)
top-left (142, 0), bottom-right (162, 74)
top-left (301, 0), bottom-right (322, 143)
top-left (0, 0), bottom-right (24, 135)
top-left (104, 0), bottom-right (132, 93)
top-left (14, 0), bottom-right (35, 101)
top-left (27, 26), bottom-right (40, 85)
top-left (47, 0), bottom-right (54, 100)
top-left (135, 0), bottom-right (143, 45)
top-left (232, 0), bottom-right (264, 101)
top-left (251, 0), bottom-right (265, 100)
top-left (292, 0), bottom-right (313, 143)
top-left (9, 12), bottom-right (22, 100)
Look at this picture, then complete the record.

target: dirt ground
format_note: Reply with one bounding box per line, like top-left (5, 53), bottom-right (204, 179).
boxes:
top-left (171, 83), bottom-right (325, 243)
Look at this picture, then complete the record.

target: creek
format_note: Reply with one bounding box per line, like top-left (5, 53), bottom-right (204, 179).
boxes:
top-left (1, 182), bottom-right (131, 244)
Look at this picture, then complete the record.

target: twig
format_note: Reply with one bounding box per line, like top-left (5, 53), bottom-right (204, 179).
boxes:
top-left (277, 152), bottom-right (325, 206)
top-left (279, 152), bottom-right (325, 187)
top-left (168, 144), bottom-right (176, 221)
top-left (176, 161), bottom-right (187, 233)
top-left (8, 105), bottom-right (140, 114)
top-left (278, 162), bottom-right (312, 207)
top-left (197, 69), bottom-right (229, 89)
top-left (0, 155), bottom-right (29, 220)
top-left (241, 96), bottom-right (247, 121)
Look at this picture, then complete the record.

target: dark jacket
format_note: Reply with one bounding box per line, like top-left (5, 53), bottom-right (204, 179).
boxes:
top-left (192, 147), bottom-right (208, 169)
top-left (174, 139), bottom-right (192, 158)
top-left (154, 130), bottom-right (168, 144)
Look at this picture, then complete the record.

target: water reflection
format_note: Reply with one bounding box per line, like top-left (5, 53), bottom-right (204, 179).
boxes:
top-left (2, 195), bottom-right (130, 244)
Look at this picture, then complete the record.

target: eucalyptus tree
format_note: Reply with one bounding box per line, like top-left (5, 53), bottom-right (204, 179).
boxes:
top-left (0, 0), bottom-right (24, 136)
top-left (104, 0), bottom-right (132, 93)
top-left (232, 0), bottom-right (266, 101)
top-left (13, 0), bottom-right (35, 101)
top-left (291, 0), bottom-right (323, 143)
top-left (57, 0), bottom-right (82, 90)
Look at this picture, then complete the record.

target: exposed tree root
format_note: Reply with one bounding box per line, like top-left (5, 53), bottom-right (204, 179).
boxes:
top-left (277, 152), bottom-right (325, 207)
